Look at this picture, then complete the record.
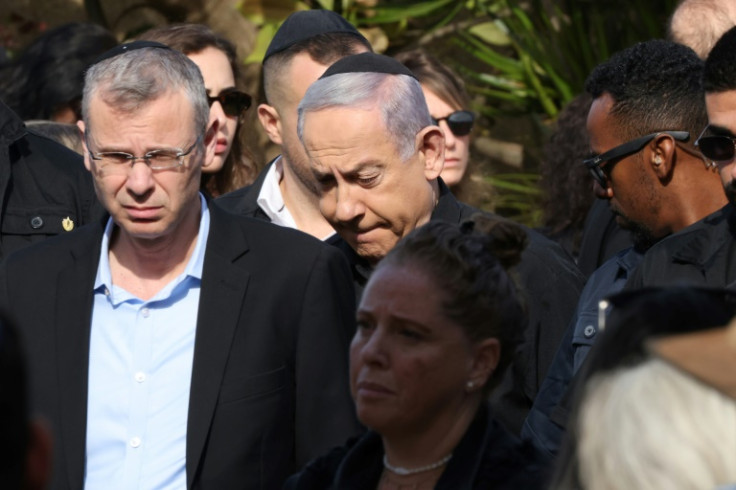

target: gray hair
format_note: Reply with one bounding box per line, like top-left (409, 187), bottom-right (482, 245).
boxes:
top-left (82, 47), bottom-right (209, 138)
top-left (577, 358), bottom-right (736, 490)
top-left (297, 72), bottom-right (432, 161)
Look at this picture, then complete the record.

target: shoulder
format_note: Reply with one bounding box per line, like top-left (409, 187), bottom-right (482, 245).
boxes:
top-left (284, 435), bottom-right (368, 490)
top-left (14, 131), bottom-right (89, 177)
top-left (207, 204), bottom-right (349, 276)
top-left (475, 415), bottom-right (549, 489)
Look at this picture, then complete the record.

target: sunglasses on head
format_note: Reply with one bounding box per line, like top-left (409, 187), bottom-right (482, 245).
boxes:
top-left (583, 130), bottom-right (690, 188)
top-left (207, 90), bottom-right (252, 118)
top-left (431, 110), bottom-right (475, 136)
top-left (695, 127), bottom-right (736, 162)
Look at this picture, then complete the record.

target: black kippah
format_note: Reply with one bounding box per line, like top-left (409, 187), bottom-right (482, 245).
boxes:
top-left (264, 10), bottom-right (367, 62)
top-left (91, 40), bottom-right (172, 66)
top-left (319, 52), bottom-right (417, 80)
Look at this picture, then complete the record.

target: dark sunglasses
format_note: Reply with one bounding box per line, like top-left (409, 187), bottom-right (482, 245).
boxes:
top-left (695, 127), bottom-right (736, 162)
top-left (207, 90), bottom-right (252, 118)
top-left (431, 110), bottom-right (475, 136)
top-left (583, 130), bottom-right (690, 188)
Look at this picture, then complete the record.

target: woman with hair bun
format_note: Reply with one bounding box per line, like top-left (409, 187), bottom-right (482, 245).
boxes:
top-left (286, 214), bottom-right (546, 489)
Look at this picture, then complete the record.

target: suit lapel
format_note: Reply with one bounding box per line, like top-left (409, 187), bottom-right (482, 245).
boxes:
top-left (56, 226), bottom-right (102, 489)
top-left (186, 205), bottom-right (250, 487)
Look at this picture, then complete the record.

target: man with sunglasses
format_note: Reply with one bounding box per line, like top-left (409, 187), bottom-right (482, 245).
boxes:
top-left (217, 10), bottom-right (372, 240)
top-left (626, 26), bottom-right (736, 290)
top-left (297, 52), bottom-right (586, 436)
top-left (523, 39), bottom-right (726, 458)
top-left (0, 42), bottom-right (361, 489)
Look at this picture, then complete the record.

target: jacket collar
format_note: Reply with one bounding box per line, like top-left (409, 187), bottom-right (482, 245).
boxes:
top-left (0, 99), bottom-right (25, 146)
top-left (670, 204), bottom-right (736, 267)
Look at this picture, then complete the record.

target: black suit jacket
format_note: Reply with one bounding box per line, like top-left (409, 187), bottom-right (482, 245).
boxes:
top-left (0, 202), bottom-right (361, 489)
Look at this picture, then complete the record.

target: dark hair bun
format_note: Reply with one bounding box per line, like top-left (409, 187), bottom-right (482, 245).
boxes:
top-left (463, 213), bottom-right (528, 270)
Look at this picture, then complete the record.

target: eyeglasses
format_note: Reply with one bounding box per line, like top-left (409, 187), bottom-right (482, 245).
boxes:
top-left (431, 110), bottom-right (475, 136)
top-left (207, 90), bottom-right (252, 118)
top-left (87, 136), bottom-right (201, 173)
top-left (695, 127), bottom-right (736, 162)
top-left (583, 130), bottom-right (690, 188)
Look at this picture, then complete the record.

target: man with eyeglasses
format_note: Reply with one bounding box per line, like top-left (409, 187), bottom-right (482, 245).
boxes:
top-left (0, 41), bottom-right (361, 489)
top-left (523, 39), bottom-right (726, 458)
top-left (217, 10), bottom-right (372, 240)
top-left (626, 26), bottom-right (736, 290)
top-left (297, 52), bottom-right (585, 436)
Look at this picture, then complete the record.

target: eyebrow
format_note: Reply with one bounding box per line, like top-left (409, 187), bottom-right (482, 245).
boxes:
top-left (312, 161), bottom-right (384, 180)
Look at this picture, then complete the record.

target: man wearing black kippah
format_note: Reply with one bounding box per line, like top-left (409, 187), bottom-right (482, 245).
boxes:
top-left (217, 10), bottom-right (371, 240)
top-left (296, 52), bottom-right (586, 435)
top-left (0, 41), bottom-right (361, 489)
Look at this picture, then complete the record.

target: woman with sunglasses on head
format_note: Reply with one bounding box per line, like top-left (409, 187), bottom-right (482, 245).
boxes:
top-left (395, 49), bottom-right (478, 202)
top-left (286, 215), bottom-right (546, 490)
top-left (138, 24), bottom-right (257, 197)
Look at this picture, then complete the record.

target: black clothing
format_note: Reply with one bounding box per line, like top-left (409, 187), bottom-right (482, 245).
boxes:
top-left (335, 181), bottom-right (585, 435)
top-left (0, 202), bottom-right (362, 489)
top-left (0, 99), bottom-right (101, 260)
top-left (216, 157), bottom-right (272, 221)
top-left (284, 405), bottom-right (547, 490)
top-left (219, 169), bottom-right (584, 433)
top-left (577, 199), bottom-right (633, 278)
top-left (215, 157), bottom-right (342, 249)
top-left (626, 204), bottom-right (736, 289)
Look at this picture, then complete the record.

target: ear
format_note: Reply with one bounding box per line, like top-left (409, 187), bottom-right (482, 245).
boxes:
top-left (257, 103), bottom-right (283, 146)
top-left (24, 417), bottom-right (53, 490)
top-left (77, 120), bottom-right (92, 172)
top-left (201, 117), bottom-right (219, 170)
top-left (650, 133), bottom-right (677, 181)
top-left (416, 125), bottom-right (445, 181)
top-left (467, 338), bottom-right (501, 391)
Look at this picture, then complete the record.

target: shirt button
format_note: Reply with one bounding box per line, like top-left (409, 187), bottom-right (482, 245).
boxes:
top-left (30, 216), bottom-right (44, 229)
top-left (141, 308), bottom-right (150, 318)
top-left (584, 325), bottom-right (596, 338)
top-left (130, 437), bottom-right (141, 448)
top-left (134, 372), bottom-right (146, 383)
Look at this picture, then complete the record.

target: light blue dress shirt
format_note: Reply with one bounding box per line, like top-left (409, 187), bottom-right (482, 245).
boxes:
top-left (85, 195), bottom-right (210, 489)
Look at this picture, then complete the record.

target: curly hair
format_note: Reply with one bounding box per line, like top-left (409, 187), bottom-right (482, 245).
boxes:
top-left (376, 214), bottom-right (528, 392)
top-left (138, 23), bottom-right (258, 196)
top-left (538, 93), bottom-right (594, 257)
top-left (704, 25), bottom-right (736, 93)
top-left (585, 40), bottom-right (707, 142)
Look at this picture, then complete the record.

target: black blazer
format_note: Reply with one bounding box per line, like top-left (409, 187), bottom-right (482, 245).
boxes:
top-left (0, 202), bottom-right (362, 489)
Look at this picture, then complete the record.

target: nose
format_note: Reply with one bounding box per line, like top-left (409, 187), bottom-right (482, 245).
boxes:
top-left (356, 328), bottom-right (389, 368)
top-left (334, 184), bottom-right (365, 224)
top-left (210, 100), bottom-right (228, 130)
top-left (125, 161), bottom-right (156, 198)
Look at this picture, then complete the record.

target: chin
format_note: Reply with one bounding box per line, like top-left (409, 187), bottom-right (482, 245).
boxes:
top-left (440, 169), bottom-right (464, 188)
top-left (203, 155), bottom-right (226, 174)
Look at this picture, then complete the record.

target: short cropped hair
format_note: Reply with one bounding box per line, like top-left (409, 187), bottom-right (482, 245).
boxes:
top-left (585, 40), bottom-right (707, 141)
top-left (297, 72), bottom-right (431, 161)
top-left (82, 47), bottom-right (209, 139)
top-left (263, 32), bottom-right (371, 108)
top-left (578, 358), bottom-right (736, 490)
top-left (704, 26), bottom-right (736, 93)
